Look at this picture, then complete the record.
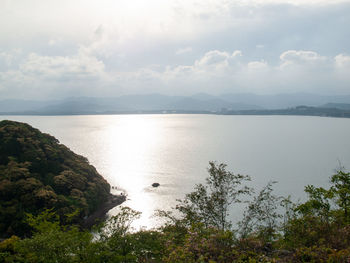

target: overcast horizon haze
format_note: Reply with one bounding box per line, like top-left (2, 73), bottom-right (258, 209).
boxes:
top-left (1, 0), bottom-right (350, 100)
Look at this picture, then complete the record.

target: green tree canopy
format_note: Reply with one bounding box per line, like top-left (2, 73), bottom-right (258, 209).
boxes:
top-left (0, 120), bottom-right (111, 237)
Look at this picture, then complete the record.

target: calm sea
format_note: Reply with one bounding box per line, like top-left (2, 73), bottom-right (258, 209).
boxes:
top-left (2, 114), bottom-right (350, 228)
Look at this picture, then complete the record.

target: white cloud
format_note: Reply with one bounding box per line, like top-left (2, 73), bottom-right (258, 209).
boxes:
top-left (247, 60), bottom-right (268, 70)
top-left (193, 50), bottom-right (243, 72)
top-left (48, 38), bottom-right (63, 46)
top-left (19, 52), bottom-right (105, 80)
top-left (249, 0), bottom-right (350, 6)
top-left (0, 49), bottom-right (22, 67)
top-left (176, 47), bottom-right (193, 55)
top-left (164, 65), bottom-right (194, 78)
top-left (1, 0), bottom-right (350, 98)
top-left (0, 52), bottom-right (14, 67)
top-left (0, 51), bottom-right (108, 99)
top-left (1, 0), bottom-right (347, 61)
top-left (334, 54), bottom-right (350, 82)
top-left (163, 50), bottom-right (243, 83)
top-left (195, 50), bottom-right (231, 67)
top-left (1, 48), bottom-right (350, 98)
top-left (156, 49), bottom-right (350, 95)
top-left (335, 54), bottom-right (350, 68)
top-left (280, 50), bottom-right (327, 68)
top-left (232, 51), bottom-right (243, 57)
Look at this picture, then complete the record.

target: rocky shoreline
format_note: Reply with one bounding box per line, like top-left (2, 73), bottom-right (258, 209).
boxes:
top-left (82, 193), bottom-right (126, 229)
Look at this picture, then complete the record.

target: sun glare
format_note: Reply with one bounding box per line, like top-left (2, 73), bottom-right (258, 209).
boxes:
top-left (92, 0), bottom-right (171, 23)
top-left (105, 115), bottom-right (162, 228)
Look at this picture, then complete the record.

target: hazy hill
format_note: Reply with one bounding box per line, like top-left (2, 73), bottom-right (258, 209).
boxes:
top-left (0, 99), bottom-right (57, 112)
top-left (220, 93), bottom-right (350, 109)
top-left (0, 120), bottom-right (111, 237)
top-left (0, 94), bottom-right (261, 114)
top-left (222, 105), bottom-right (350, 118)
top-left (1, 93), bottom-right (350, 115)
top-left (321, 103), bottom-right (350, 110)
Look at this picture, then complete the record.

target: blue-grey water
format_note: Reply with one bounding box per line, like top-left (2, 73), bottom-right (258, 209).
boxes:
top-left (2, 114), bottom-right (350, 228)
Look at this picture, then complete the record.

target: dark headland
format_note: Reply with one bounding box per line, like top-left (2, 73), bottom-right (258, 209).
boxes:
top-left (0, 120), bottom-right (124, 237)
top-left (82, 193), bottom-right (126, 228)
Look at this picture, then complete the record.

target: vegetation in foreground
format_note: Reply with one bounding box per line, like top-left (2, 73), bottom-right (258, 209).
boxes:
top-left (1, 162), bottom-right (350, 262)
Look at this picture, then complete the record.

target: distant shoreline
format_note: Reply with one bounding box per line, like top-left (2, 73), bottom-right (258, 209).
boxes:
top-left (1, 105), bottom-right (350, 119)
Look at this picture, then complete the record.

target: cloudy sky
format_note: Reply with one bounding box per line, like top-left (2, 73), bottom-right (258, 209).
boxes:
top-left (1, 0), bottom-right (350, 99)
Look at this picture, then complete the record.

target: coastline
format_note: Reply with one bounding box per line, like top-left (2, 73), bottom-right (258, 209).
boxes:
top-left (82, 193), bottom-right (126, 229)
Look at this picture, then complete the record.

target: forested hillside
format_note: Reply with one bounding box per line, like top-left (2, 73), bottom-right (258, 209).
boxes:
top-left (0, 120), bottom-right (111, 237)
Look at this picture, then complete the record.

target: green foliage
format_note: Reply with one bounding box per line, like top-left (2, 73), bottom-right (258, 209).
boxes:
top-left (15, 226), bottom-right (92, 263)
top-left (282, 169), bottom-right (350, 250)
top-left (239, 181), bottom-right (283, 242)
top-left (95, 206), bottom-right (167, 262)
top-left (99, 206), bottom-right (141, 239)
top-left (296, 185), bottom-right (332, 221)
top-left (0, 210), bottom-right (92, 263)
top-left (175, 162), bottom-right (252, 231)
top-left (156, 163), bottom-right (350, 261)
top-left (330, 170), bottom-right (350, 222)
top-left (162, 223), bottom-right (236, 263)
top-left (293, 245), bottom-right (350, 263)
top-left (2, 155), bottom-right (350, 262)
top-left (0, 235), bottom-right (20, 263)
top-left (0, 120), bottom-right (111, 237)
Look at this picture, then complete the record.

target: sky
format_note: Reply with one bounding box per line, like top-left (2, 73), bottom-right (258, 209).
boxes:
top-left (0, 0), bottom-right (350, 99)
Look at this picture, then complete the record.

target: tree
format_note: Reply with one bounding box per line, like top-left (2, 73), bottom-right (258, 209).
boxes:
top-left (96, 206), bottom-right (142, 262)
top-left (282, 168), bottom-right (350, 248)
top-left (238, 181), bottom-right (283, 242)
top-left (13, 210), bottom-right (93, 263)
top-left (98, 206), bottom-right (141, 239)
top-left (330, 170), bottom-right (350, 222)
top-left (176, 162), bottom-right (252, 231)
top-left (295, 185), bottom-right (332, 223)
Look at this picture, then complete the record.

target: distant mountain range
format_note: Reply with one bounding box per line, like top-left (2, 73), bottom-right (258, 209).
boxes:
top-left (1, 93), bottom-right (350, 115)
top-left (222, 105), bottom-right (350, 118)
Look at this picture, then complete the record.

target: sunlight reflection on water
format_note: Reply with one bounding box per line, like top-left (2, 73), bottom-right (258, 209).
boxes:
top-left (97, 115), bottom-right (183, 229)
top-left (2, 114), bottom-right (350, 230)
